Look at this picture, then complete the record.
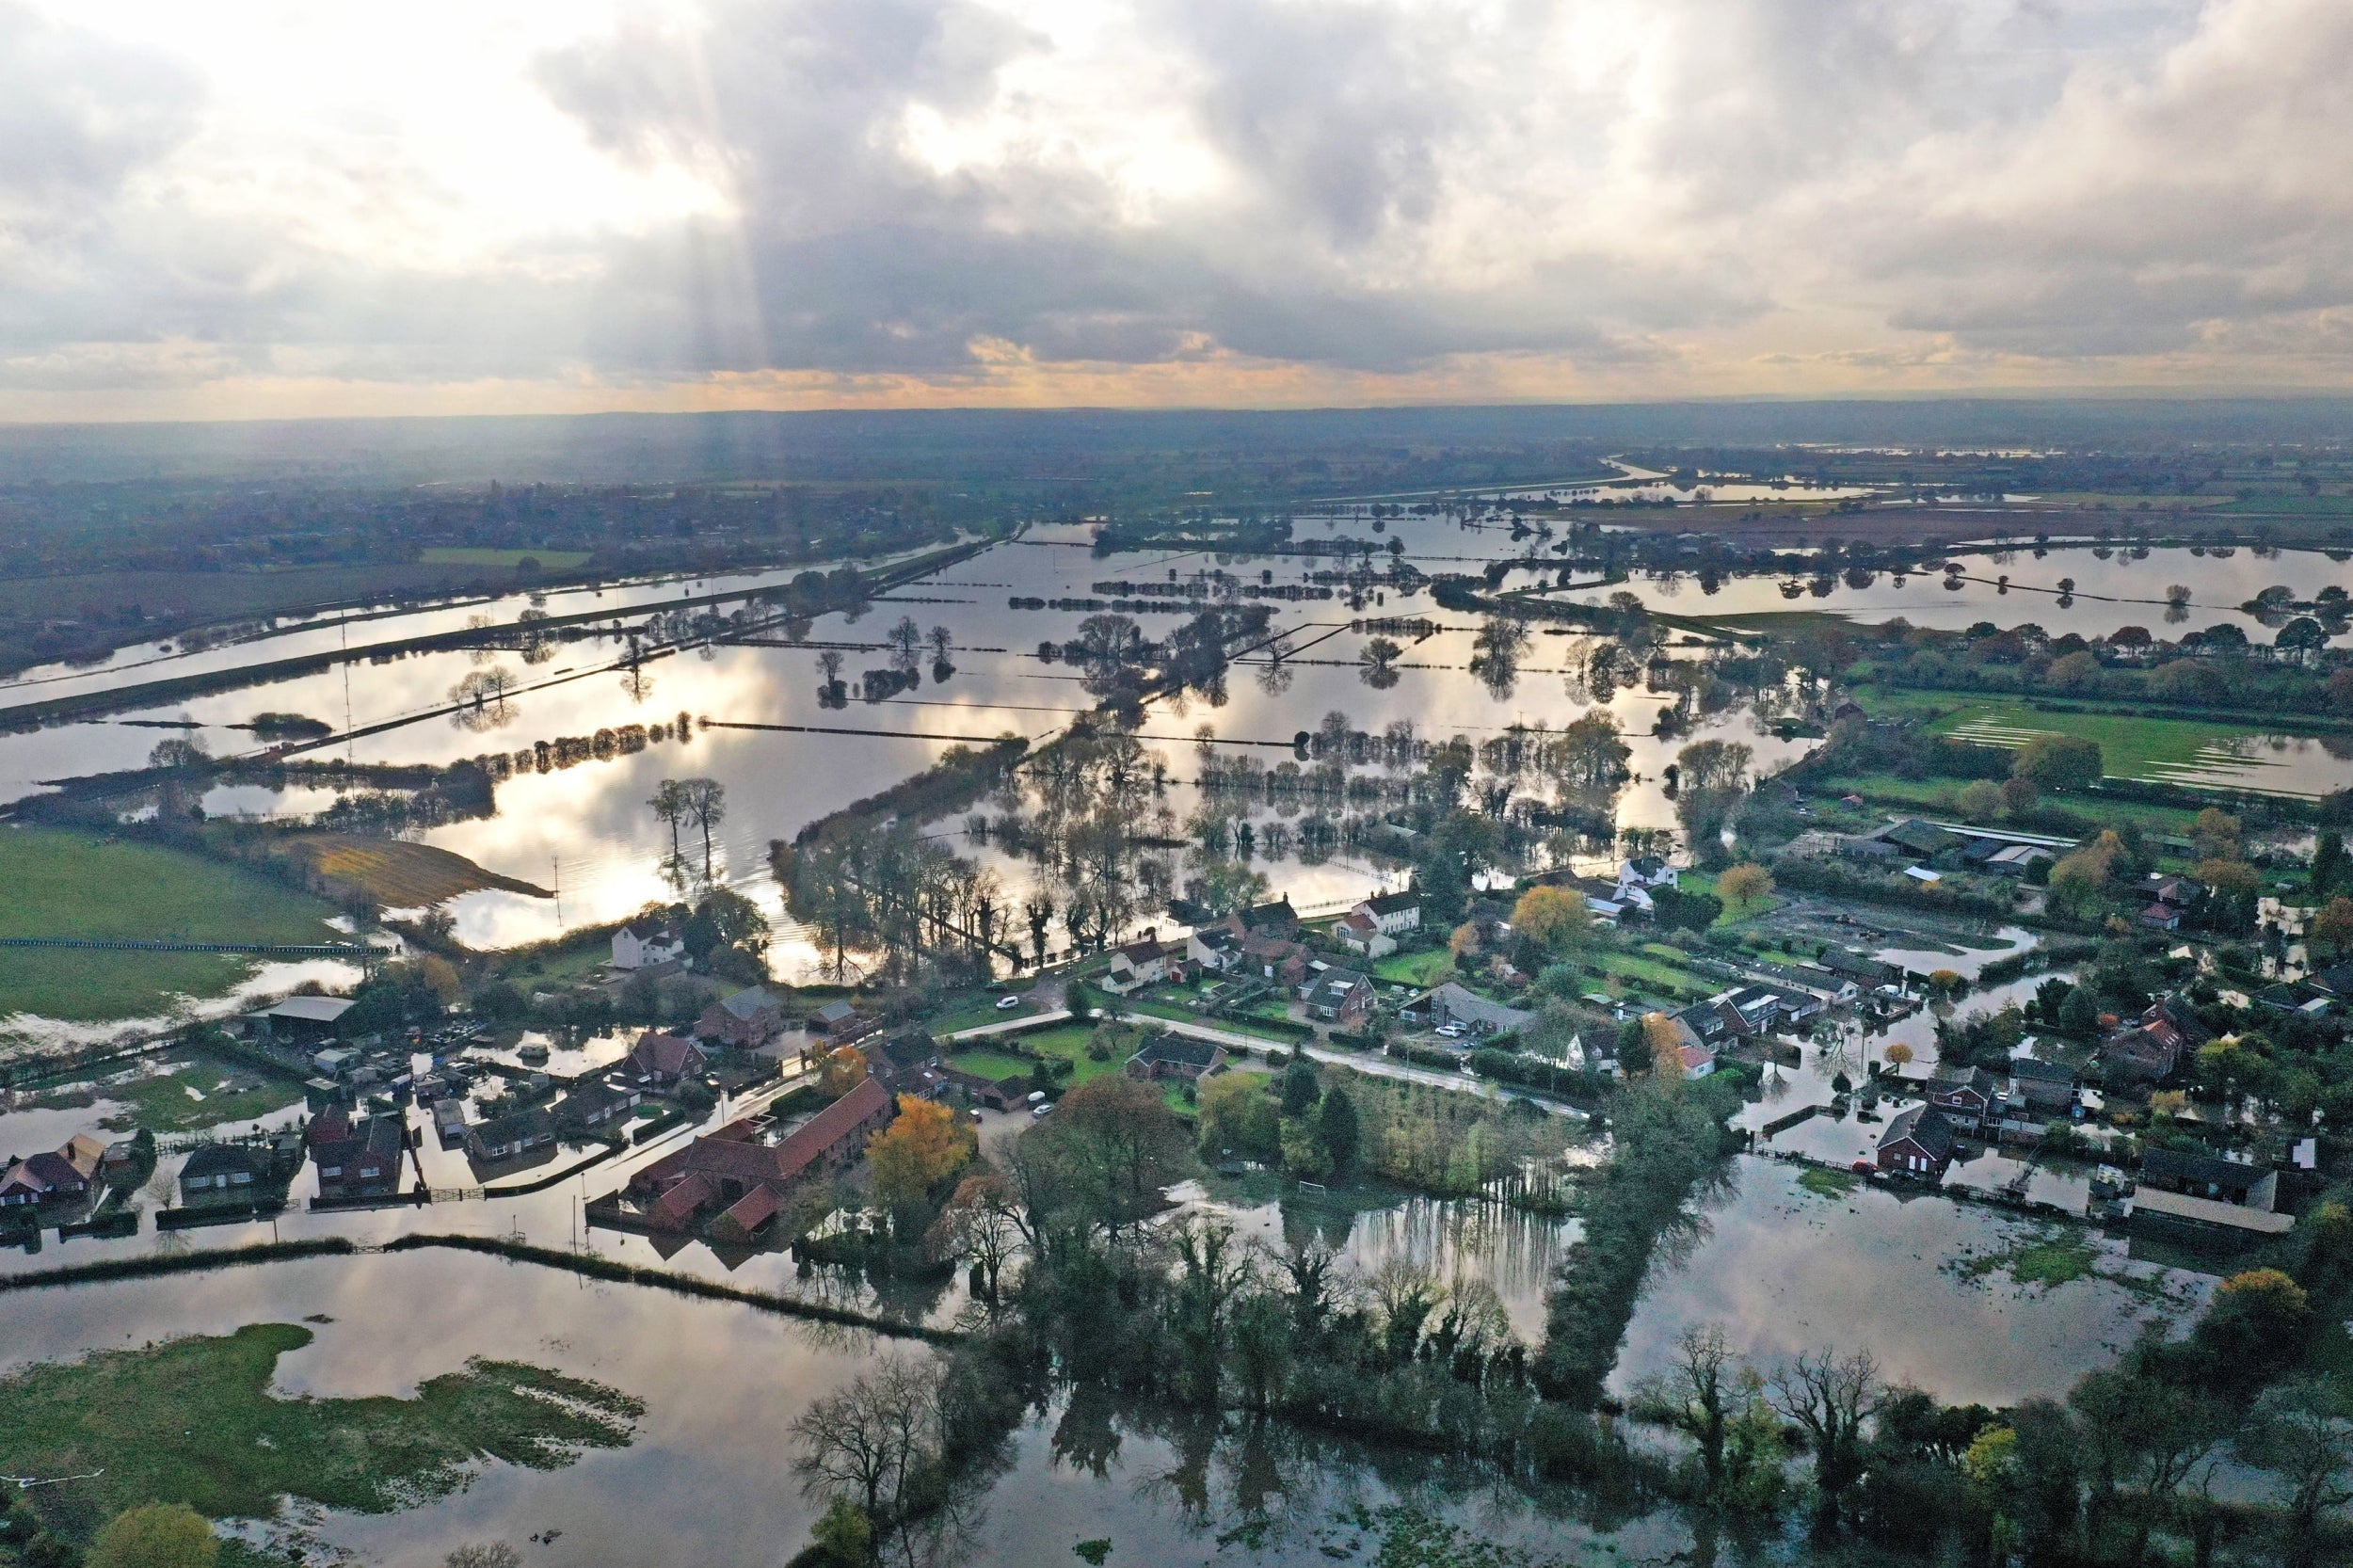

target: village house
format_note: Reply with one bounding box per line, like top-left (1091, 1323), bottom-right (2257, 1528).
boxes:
top-left (1352, 889), bottom-right (1423, 937)
top-left (0, 1134), bottom-right (105, 1208)
top-left (1104, 936), bottom-right (1173, 993)
top-left (1224, 897), bottom-right (1300, 940)
top-left (1877, 1105), bottom-right (1958, 1180)
top-left (1125, 1034), bottom-right (1227, 1082)
top-left (1333, 909), bottom-right (1397, 959)
top-left (562, 1079), bottom-right (644, 1132)
top-left (808, 999), bottom-right (881, 1046)
top-left (467, 1107), bottom-right (557, 1164)
top-left (1299, 967), bottom-right (1377, 1029)
top-left (312, 1116), bottom-right (407, 1201)
top-left (870, 1030), bottom-right (942, 1092)
top-left (2102, 997), bottom-right (2210, 1085)
top-left (178, 1143), bottom-right (264, 1205)
top-left (696, 985), bottom-right (783, 1048)
top-left (2009, 1057), bottom-right (2079, 1119)
top-left (1675, 998), bottom-right (1743, 1048)
top-left (1616, 856), bottom-right (1679, 891)
top-left (627, 1030), bottom-right (709, 1088)
top-left (1411, 982), bottom-right (1535, 1040)
top-left (611, 916), bottom-right (687, 971)
top-left (1187, 926), bottom-right (1242, 973)
top-left (1239, 929), bottom-right (1311, 986)
top-left (626, 1077), bottom-right (895, 1237)
top-left (1677, 1044), bottom-right (1717, 1080)
top-left (431, 1096), bottom-right (470, 1149)
top-left (1925, 1065), bottom-right (2005, 1128)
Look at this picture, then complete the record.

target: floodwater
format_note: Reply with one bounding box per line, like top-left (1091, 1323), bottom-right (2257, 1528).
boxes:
top-left (0, 524), bottom-right (1814, 977)
top-left (1570, 542), bottom-right (2353, 644)
top-left (1610, 1157), bottom-right (2208, 1408)
top-left (1, 955), bottom-right (367, 1052)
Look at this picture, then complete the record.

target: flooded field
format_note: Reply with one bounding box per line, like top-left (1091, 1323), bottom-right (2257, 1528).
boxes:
top-left (1610, 1158), bottom-right (2209, 1409)
top-left (0, 524), bottom-right (1813, 971)
top-left (1569, 542), bottom-right (2353, 644)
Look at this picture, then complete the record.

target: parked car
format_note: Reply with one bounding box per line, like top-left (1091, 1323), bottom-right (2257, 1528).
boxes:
top-left (996, 995), bottom-right (1023, 1011)
top-left (1027, 1090), bottom-right (1047, 1105)
top-left (1032, 1103), bottom-right (1052, 1117)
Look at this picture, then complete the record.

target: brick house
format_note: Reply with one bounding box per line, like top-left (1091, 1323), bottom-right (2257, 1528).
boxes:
top-left (627, 1078), bottom-right (896, 1236)
top-left (1877, 1105), bottom-right (1957, 1179)
top-left (627, 1031), bottom-right (709, 1088)
top-left (696, 986), bottom-right (783, 1048)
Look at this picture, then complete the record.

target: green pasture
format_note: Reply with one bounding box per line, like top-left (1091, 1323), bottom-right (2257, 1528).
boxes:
top-left (0, 827), bottom-right (341, 1022)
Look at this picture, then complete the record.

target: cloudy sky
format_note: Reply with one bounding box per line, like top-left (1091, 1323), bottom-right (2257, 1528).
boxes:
top-left (1, 0), bottom-right (2348, 419)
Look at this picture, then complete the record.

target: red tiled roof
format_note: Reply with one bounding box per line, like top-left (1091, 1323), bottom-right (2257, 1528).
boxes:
top-left (717, 1184), bottom-right (782, 1237)
top-left (632, 1079), bottom-right (895, 1199)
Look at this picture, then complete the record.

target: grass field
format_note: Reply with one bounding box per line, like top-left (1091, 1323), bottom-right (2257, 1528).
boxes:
top-left (276, 834), bottom-right (552, 905)
top-left (0, 1323), bottom-right (641, 1560)
top-left (1812, 767), bottom-right (2203, 839)
top-left (1914, 697), bottom-right (2339, 796)
top-left (0, 827), bottom-right (343, 1021)
top-left (944, 1047), bottom-right (1034, 1080)
top-left (419, 547), bottom-right (594, 568)
top-left (1373, 949), bottom-right (1455, 987)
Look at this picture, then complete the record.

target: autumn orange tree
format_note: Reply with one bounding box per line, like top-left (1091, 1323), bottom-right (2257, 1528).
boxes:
top-left (1717, 863), bottom-right (1774, 915)
top-left (866, 1096), bottom-right (973, 1233)
top-left (819, 1045), bottom-right (869, 1096)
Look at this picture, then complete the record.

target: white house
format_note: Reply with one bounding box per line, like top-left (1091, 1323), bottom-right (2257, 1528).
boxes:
top-left (1105, 937), bottom-right (1171, 993)
top-left (1617, 856), bottom-right (1679, 890)
top-left (612, 917), bottom-right (686, 971)
top-left (1353, 890), bottom-right (1423, 937)
top-left (1188, 927), bottom-right (1242, 973)
top-left (1333, 910), bottom-right (1398, 959)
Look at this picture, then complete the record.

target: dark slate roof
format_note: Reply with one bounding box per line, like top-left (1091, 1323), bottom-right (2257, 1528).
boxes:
top-left (1364, 890), bottom-right (1422, 916)
top-left (181, 1144), bottom-right (264, 1180)
top-left (2009, 1056), bottom-right (2075, 1084)
top-left (2142, 1146), bottom-right (2265, 1192)
top-left (716, 986), bottom-right (778, 1020)
top-left (1880, 1105), bottom-right (1957, 1160)
top-left (1133, 1034), bottom-right (1223, 1069)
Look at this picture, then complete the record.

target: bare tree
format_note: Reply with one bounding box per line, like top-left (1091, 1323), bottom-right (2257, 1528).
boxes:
top-left (444, 1547), bottom-right (521, 1568)
top-left (648, 779), bottom-right (686, 862)
top-left (791, 1354), bottom-right (938, 1523)
top-left (680, 777), bottom-right (727, 877)
top-left (1633, 1323), bottom-right (1735, 1497)
top-left (2239, 1377), bottom-right (2353, 1568)
top-left (1770, 1347), bottom-right (1880, 1528)
top-left (817, 648), bottom-right (845, 690)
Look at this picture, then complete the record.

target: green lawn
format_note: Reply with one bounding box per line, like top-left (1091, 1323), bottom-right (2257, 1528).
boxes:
top-left (944, 1047), bottom-right (1035, 1081)
top-left (0, 827), bottom-right (343, 1022)
top-left (1373, 949), bottom-right (1456, 987)
top-left (418, 546), bottom-right (592, 568)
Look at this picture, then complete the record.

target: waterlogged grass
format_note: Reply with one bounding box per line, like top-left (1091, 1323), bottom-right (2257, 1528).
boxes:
top-left (1796, 1165), bottom-right (1859, 1200)
top-left (1929, 701), bottom-right (2326, 793)
top-left (9, 1053), bottom-right (306, 1135)
top-left (0, 1322), bottom-right (641, 1549)
top-left (1952, 1225), bottom-right (2100, 1288)
top-left (0, 827), bottom-right (342, 1021)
